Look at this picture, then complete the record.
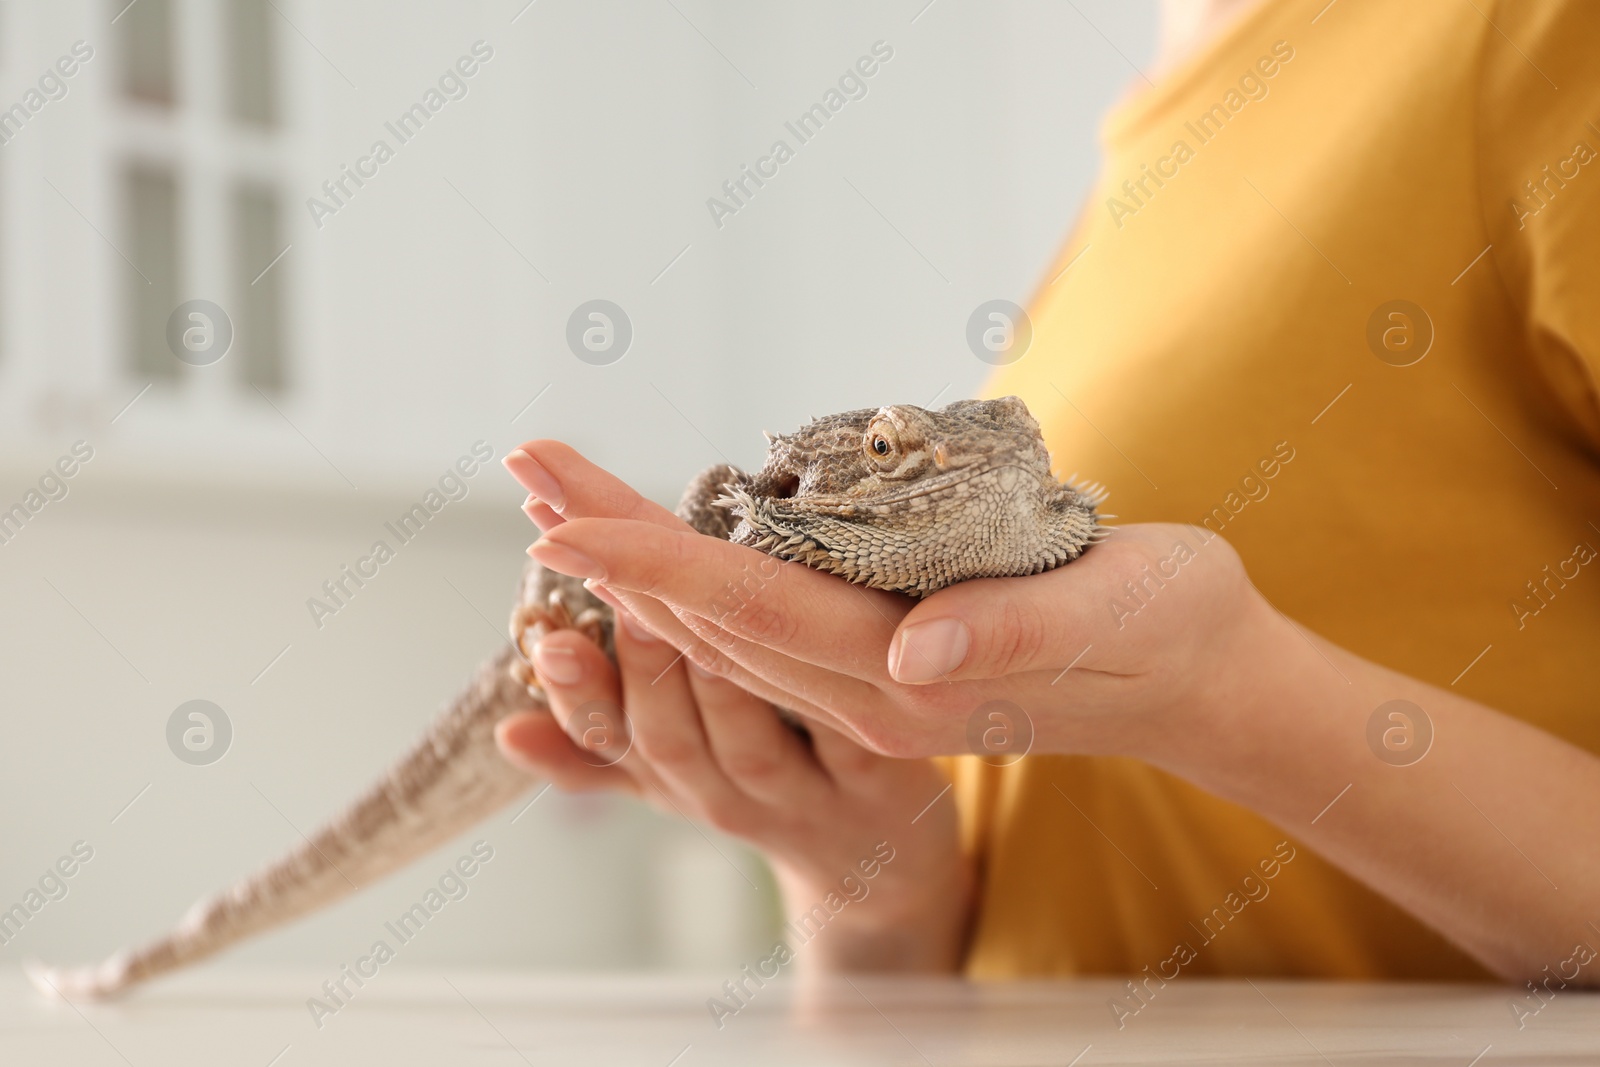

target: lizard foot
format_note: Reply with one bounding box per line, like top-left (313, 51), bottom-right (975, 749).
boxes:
top-left (508, 582), bottom-right (610, 694)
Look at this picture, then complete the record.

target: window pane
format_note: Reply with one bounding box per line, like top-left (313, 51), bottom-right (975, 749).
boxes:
top-left (234, 183), bottom-right (285, 391)
top-left (227, 0), bottom-right (277, 126)
top-left (125, 166), bottom-right (181, 380)
top-left (119, 0), bottom-right (174, 106)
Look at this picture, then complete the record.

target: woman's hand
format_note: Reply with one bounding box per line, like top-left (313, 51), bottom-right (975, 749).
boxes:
top-left (502, 439), bottom-right (1265, 769)
top-left (504, 441), bottom-right (1600, 986)
top-left (495, 487), bottom-right (971, 972)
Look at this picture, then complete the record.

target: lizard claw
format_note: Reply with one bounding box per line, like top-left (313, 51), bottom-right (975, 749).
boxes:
top-left (508, 582), bottom-right (612, 694)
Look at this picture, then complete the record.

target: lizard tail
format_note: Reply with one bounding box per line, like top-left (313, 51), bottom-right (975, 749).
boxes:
top-left (29, 644), bottom-right (540, 1001)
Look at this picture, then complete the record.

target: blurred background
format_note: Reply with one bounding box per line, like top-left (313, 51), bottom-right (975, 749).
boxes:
top-left (0, 0), bottom-right (1154, 974)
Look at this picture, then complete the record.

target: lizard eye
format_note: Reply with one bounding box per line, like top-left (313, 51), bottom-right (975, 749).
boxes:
top-left (864, 424), bottom-right (900, 469)
top-left (864, 416), bottom-right (906, 470)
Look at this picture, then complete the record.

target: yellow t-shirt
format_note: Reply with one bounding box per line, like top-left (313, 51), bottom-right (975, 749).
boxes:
top-left (961, 0), bottom-right (1600, 980)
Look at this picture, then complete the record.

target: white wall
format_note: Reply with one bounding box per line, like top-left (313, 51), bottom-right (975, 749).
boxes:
top-left (0, 0), bottom-right (1156, 974)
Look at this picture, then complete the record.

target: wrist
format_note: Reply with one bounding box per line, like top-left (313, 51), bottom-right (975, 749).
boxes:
top-left (1133, 582), bottom-right (1373, 805)
top-left (1129, 579), bottom-right (1303, 773)
top-left (770, 851), bottom-right (971, 973)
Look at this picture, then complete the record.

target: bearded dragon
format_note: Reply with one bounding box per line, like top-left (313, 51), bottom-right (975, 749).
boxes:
top-left (30, 396), bottom-right (1104, 1000)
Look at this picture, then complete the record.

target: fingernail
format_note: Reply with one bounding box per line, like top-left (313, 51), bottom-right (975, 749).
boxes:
top-left (525, 497), bottom-right (564, 533)
top-left (529, 540), bottom-right (605, 580)
top-left (533, 642), bottom-right (582, 686)
top-left (503, 449), bottom-right (566, 511)
top-left (615, 606), bottom-right (659, 643)
top-left (891, 618), bottom-right (969, 684)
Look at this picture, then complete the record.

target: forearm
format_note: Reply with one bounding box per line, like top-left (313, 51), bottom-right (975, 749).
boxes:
top-left (1147, 595), bottom-right (1600, 983)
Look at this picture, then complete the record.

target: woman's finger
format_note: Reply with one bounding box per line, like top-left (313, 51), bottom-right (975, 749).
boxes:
top-left (531, 628), bottom-right (662, 791)
top-left (888, 525), bottom-right (1220, 682)
top-left (590, 574), bottom-right (1020, 761)
top-left (605, 582), bottom-right (941, 757)
top-left (808, 719), bottom-right (898, 790)
top-left (522, 494), bottom-right (564, 533)
top-left (612, 607), bottom-right (760, 833)
top-left (531, 517), bottom-right (906, 683)
top-left (685, 659), bottom-right (831, 809)
top-left (504, 440), bottom-right (688, 530)
top-left (587, 580), bottom-right (841, 726)
top-left (493, 711), bottom-right (639, 796)
top-left (807, 721), bottom-right (954, 828)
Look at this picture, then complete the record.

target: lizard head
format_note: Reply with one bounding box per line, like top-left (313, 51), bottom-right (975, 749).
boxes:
top-left (719, 396), bottom-right (1106, 596)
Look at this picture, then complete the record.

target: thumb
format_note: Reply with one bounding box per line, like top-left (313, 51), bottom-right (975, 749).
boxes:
top-left (884, 524), bottom-right (1225, 682)
top-left (886, 570), bottom-right (1104, 684)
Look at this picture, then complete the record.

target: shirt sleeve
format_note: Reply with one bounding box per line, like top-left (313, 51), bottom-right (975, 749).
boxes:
top-left (1476, 0), bottom-right (1600, 455)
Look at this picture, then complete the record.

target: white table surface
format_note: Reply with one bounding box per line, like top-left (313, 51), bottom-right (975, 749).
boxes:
top-left (4, 967), bottom-right (1596, 1065)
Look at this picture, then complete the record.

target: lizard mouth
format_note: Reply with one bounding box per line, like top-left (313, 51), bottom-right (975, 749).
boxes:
top-left (778, 461), bottom-right (1038, 514)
